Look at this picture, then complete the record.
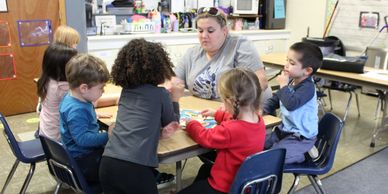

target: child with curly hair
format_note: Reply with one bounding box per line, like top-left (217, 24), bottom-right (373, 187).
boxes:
top-left (99, 38), bottom-right (184, 194)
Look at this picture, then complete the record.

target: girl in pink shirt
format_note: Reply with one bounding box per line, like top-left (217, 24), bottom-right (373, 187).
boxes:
top-left (37, 43), bottom-right (77, 141)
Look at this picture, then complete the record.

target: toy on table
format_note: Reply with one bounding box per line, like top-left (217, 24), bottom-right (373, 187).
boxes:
top-left (180, 109), bottom-right (217, 129)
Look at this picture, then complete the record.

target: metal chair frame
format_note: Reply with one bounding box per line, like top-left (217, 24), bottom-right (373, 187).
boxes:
top-left (325, 85), bottom-right (360, 122)
top-left (1, 113), bottom-right (45, 194)
top-left (284, 113), bottom-right (343, 194)
top-left (230, 149), bottom-right (286, 194)
top-left (39, 135), bottom-right (96, 194)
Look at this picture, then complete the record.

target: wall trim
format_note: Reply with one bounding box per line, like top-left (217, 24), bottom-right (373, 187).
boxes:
top-left (88, 30), bottom-right (291, 52)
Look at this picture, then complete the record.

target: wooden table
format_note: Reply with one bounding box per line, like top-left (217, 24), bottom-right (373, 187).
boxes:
top-left (97, 95), bottom-right (281, 190)
top-left (262, 53), bottom-right (388, 147)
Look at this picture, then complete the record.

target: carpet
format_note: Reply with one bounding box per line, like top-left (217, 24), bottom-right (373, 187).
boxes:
top-left (296, 147), bottom-right (388, 194)
top-left (17, 131), bottom-right (36, 141)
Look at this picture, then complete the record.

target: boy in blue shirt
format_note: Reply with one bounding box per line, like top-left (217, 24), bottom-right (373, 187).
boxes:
top-left (263, 42), bottom-right (323, 164)
top-left (59, 54), bottom-right (111, 185)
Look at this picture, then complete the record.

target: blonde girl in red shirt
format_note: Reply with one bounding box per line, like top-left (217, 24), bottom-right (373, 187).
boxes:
top-left (178, 68), bottom-right (266, 194)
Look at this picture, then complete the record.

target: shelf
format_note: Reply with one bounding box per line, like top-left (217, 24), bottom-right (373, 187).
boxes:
top-left (87, 29), bottom-right (291, 52)
top-left (93, 13), bottom-right (147, 16)
top-left (228, 14), bottom-right (259, 18)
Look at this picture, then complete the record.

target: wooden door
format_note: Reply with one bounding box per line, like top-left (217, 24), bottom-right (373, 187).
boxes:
top-left (0, 0), bottom-right (62, 116)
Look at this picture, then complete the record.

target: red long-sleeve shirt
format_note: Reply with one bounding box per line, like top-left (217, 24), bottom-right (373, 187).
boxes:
top-left (186, 110), bottom-right (266, 193)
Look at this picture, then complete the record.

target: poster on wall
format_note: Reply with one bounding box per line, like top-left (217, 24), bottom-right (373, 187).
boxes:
top-left (17, 20), bottom-right (52, 47)
top-left (0, 53), bottom-right (16, 80)
top-left (0, 21), bottom-right (11, 47)
top-left (359, 12), bottom-right (380, 28)
top-left (0, 0), bottom-right (7, 12)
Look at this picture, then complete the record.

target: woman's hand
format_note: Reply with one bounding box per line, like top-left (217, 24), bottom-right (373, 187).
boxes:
top-left (201, 109), bottom-right (216, 117)
top-left (169, 77), bottom-right (185, 102)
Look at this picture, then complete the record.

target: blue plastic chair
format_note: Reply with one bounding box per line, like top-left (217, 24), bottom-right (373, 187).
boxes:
top-left (284, 112), bottom-right (343, 194)
top-left (0, 113), bottom-right (46, 194)
top-left (230, 149), bottom-right (286, 194)
top-left (39, 135), bottom-right (99, 194)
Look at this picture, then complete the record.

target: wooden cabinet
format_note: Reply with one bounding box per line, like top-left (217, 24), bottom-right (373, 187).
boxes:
top-left (0, 0), bottom-right (61, 116)
top-left (87, 30), bottom-right (290, 70)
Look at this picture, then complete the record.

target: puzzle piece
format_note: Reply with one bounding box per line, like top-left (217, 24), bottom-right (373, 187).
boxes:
top-left (180, 109), bottom-right (216, 129)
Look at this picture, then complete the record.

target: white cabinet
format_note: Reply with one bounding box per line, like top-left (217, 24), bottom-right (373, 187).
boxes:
top-left (87, 30), bottom-right (290, 70)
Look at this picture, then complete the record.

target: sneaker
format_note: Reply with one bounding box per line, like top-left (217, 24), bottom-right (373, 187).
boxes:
top-left (156, 172), bottom-right (175, 189)
top-left (34, 129), bottom-right (39, 139)
top-left (308, 146), bottom-right (319, 161)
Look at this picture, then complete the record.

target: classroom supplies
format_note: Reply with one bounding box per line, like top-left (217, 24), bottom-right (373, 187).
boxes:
top-left (180, 109), bottom-right (217, 129)
top-left (322, 53), bottom-right (367, 73)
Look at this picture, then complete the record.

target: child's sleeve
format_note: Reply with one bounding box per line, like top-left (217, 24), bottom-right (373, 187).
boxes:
top-left (277, 80), bottom-right (315, 111)
top-left (67, 108), bottom-right (108, 147)
top-left (186, 120), bottom-right (231, 149)
top-left (263, 93), bottom-right (280, 116)
top-left (161, 89), bottom-right (180, 127)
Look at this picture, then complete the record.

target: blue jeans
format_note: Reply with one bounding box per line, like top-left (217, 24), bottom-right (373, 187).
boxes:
top-left (265, 127), bottom-right (316, 164)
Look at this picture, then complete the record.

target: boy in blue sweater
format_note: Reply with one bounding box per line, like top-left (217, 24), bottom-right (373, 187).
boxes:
top-left (263, 42), bottom-right (323, 164)
top-left (59, 54), bottom-right (111, 184)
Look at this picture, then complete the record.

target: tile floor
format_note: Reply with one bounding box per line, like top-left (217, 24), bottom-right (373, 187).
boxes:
top-left (1, 89), bottom-right (388, 194)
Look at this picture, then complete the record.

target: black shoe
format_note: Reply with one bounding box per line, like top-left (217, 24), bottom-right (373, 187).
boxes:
top-left (156, 172), bottom-right (175, 189)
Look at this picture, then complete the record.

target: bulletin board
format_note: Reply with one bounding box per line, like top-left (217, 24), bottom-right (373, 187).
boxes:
top-left (17, 19), bottom-right (52, 47)
top-left (327, 0), bottom-right (388, 51)
top-left (0, 53), bottom-right (16, 80)
top-left (0, 20), bottom-right (11, 47)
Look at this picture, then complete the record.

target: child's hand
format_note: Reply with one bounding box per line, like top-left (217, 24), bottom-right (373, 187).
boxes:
top-left (184, 118), bottom-right (192, 129)
top-left (219, 103), bottom-right (226, 111)
top-left (201, 109), bottom-right (216, 117)
top-left (97, 113), bottom-right (113, 119)
top-left (108, 122), bottom-right (115, 136)
top-left (161, 121), bottom-right (180, 138)
top-left (169, 77), bottom-right (185, 102)
top-left (276, 70), bottom-right (289, 88)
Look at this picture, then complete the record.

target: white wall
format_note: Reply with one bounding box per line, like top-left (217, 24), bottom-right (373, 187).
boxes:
top-left (88, 30), bottom-right (290, 70)
top-left (285, 0), bottom-right (327, 47)
top-left (329, 0), bottom-right (388, 52)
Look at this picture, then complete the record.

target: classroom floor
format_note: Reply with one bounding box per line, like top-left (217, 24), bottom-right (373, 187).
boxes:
top-left (1, 89), bottom-right (388, 194)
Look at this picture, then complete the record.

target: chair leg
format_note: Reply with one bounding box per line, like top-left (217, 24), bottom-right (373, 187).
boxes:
top-left (375, 97), bottom-right (381, 120)
top-left (1, 159), bottom-right (20, 194)
top-left (19, 163), bottom-right (36, 194)
top-left (343, 92), bottom-right (353, 122)
top-left (354, 91), bottom-right (360, 117)
top-left (287, 174), bottom-right (300, 194)
top-left (312, 175), bottom-right (326, 194)
top-left (328, 89), bottom-right (333, 111)
top-left (318, 99), bottom-right (326, 115)
top-left (307, 175), bottom-right (322, 194)
top-left (54, 182), bottom-right (62, 194)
